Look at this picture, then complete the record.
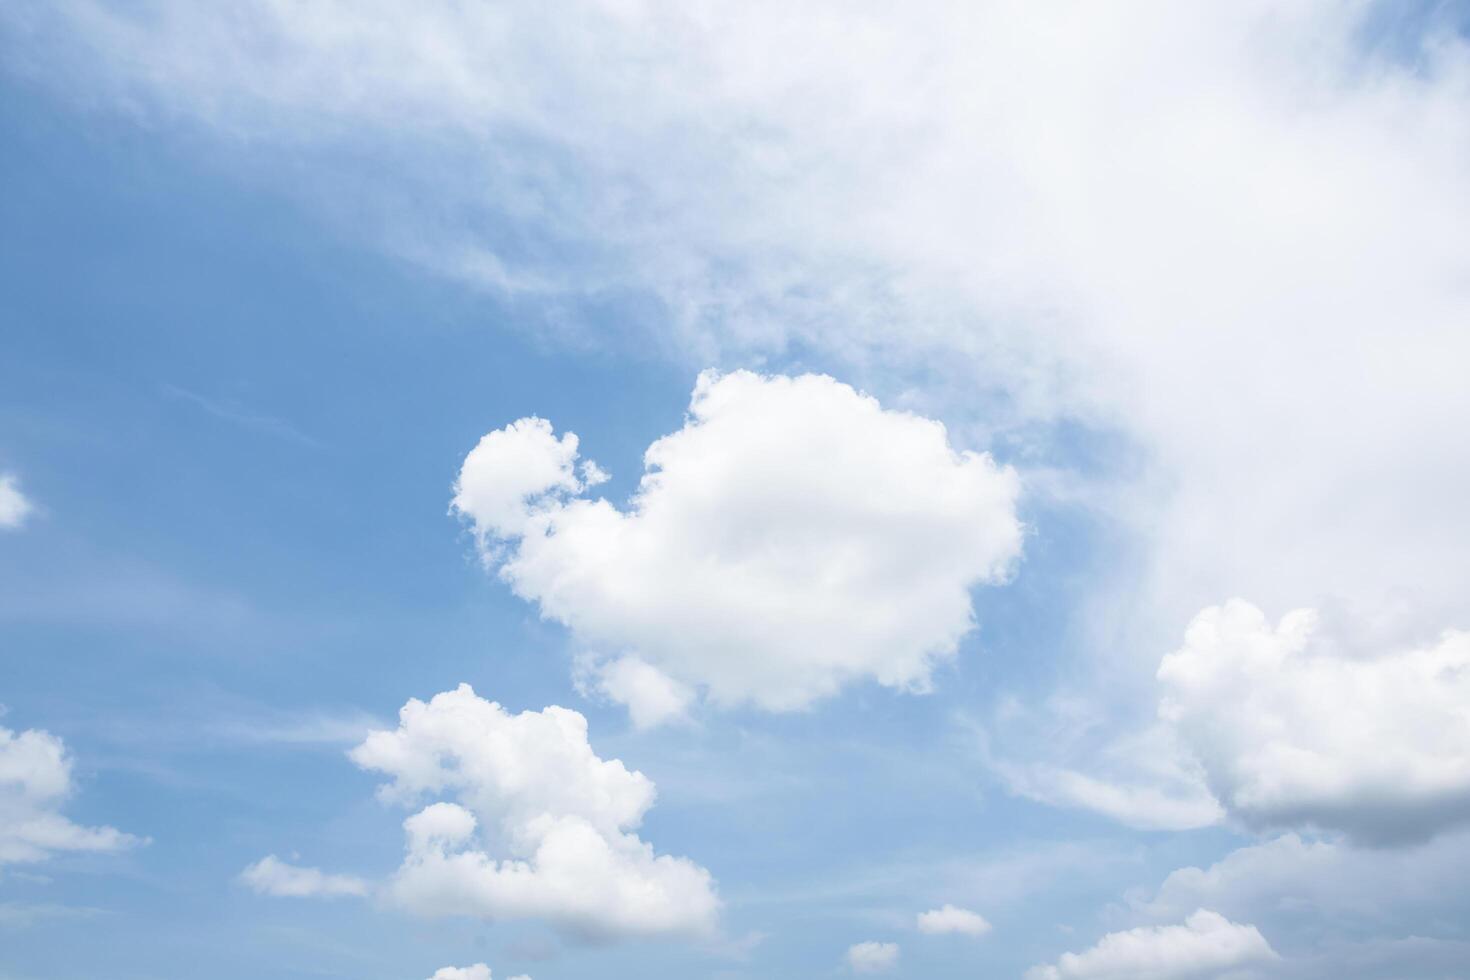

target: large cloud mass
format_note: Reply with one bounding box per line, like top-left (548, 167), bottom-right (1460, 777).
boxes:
top-left (8, 0), bottom-right (1469, 654)
top-left (1158, 600), bottom-right (1470, 845)
top-left (349, 685), bottom-right (719, 939)
top-left (1025, 910), bottom-right (1277, 980)
top-left (452, 370), bottom-right (1022, 717)
top-left (0, 725), bottom-right (138, 865)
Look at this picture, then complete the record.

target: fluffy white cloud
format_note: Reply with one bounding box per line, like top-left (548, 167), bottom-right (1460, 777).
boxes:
top-left (451, 418), bottom-right (598, 540)
top-left (845, 940), bottom-right (899, 973)
top-left (1157, 600), bottom-right (1470, 845)
top-left (0, 475), bottom-right (33, 530)
top-left (453, 370), bottom-right (1022, 716)
top-left (916, 903), bottom-right (991, 936)
top-left (238, 855), bottom-right (369, 898)
top-left (1025, 910), bottom-right (1277, 980)
top-left (430, 965), bottom-right (529, 980)
top-left (429, 963), bottom-right (529, 980)
top-left (0, 725), bottom-right (139, 865)
top-left (430, 967), bottom-right (492, 980)
top-left (349, 684), bottom-right (719, 940)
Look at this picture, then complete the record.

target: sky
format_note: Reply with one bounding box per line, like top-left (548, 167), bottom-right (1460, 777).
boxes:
top-left (2, 2), bottom-right (1470, 979)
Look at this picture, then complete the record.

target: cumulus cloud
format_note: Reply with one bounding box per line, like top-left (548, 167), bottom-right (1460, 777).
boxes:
top-left (1025, 910), bottom-right (1277, 980)
top-left (0, 725), bottom-right (139, 865)
top-left (349, 684), bottom-right (719, 940)
top-left (916, 903), bottom-right (991, 936)
top-left (238, 855), bottom-right (369, 898)
top-left (430, 967), bottom-right (492, 980)
top-left (845, 940), bottom-right (899, 973)
top-left (429, 965), bottom-right (529, 980)
top-left (1157, 600), bottom-right (1470, 845)
top-left (990, 599), bottom-right (1470, 844)
top-left (453, 370), bottom-right (1022, 717)
top-left (0, 475), bottom-right (33, 530)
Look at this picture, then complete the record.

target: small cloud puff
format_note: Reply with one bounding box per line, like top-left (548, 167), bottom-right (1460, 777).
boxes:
top-left (239, 855), bottom-right (368, 898)
top-left (846, 940), bottom-right (900, 973)
top-left (917, 903), bottom-right (991, 936)
top-left (429, 966), bottom-right (530, 980)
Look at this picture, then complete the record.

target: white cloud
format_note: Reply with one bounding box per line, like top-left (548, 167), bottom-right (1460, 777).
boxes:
top-left (1025, 910), bottom-right (1278, 980)
top-left (349, 684), bottom-right (719, 940)
top-left (845, 940), bottom-right (899, 973)
top-left (452, 418), bottom-right (587, 540)
top-left (0, 475), bottom-right (34, 530)
top-left (453, 370), bottom-right (1022, 716)
top-left (428, 966), bottom-right (531, 980)
top-left (916, 903), bottom-right (991, 937)
top-left (238, 854), bottom-right (368, 898)
top-left (575, 656), bottom-right (694, 730)
top-left (988, 599), bottom-right (1470, 844)
top-left (1157, 600), bottom-right (1470, 845)
top-left (0, 725), bottom-right (139, 865)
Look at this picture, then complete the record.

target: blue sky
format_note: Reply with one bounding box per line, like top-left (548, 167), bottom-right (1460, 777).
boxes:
top-left (2, 4), bottom-right (1470, 980)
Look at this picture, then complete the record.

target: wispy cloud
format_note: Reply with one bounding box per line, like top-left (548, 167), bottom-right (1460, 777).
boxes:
top-left (0, 902), bottom-right (109, 930)
top-left (161, 384), bottom-right (320, 448)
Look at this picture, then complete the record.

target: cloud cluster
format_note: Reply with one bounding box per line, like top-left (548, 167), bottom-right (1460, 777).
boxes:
top-left (0, 725), bottom-right (138, 865)
top-left (239, 854), bottom-right (368, 898)
top-left (916, 903), bottom-right (991, 937)
top-left (845, 940), bottom-right (900, 973)
top-left (453, 370), bottom-right (1022, 719)
top-left (350, 684), bottom-right (719, 939)
top-left (1158, 600), bottom-right (1470, 845)
top-left (11, 1), bottom-right (1470, 656)
top-left (1025, 910), bottom-right (1277, 980)
top-left (0, 475), bottom-right (33, 530)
